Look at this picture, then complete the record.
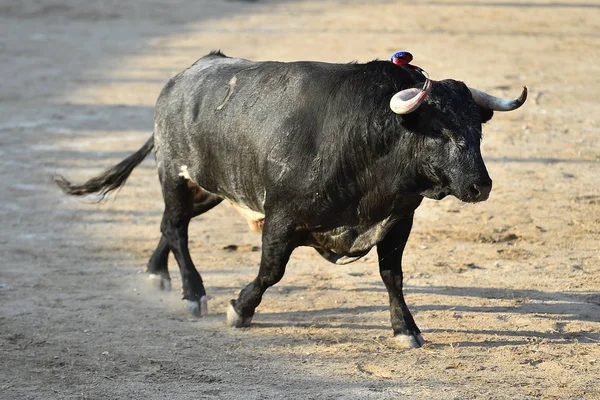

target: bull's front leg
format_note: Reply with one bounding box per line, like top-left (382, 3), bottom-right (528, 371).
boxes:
top-left (227, 214), bottom-right (296, 328)
top-left (377, 215), bottom-right (424, 348)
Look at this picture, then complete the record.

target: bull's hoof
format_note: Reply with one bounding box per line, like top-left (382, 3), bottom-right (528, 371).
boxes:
top-left (147, 273), bottom-right (172, 291)
top-left (394, 332), bottom-right (425, 349)
top-left (226, 300), bottom-right (253, 328)
top-left (183, 296), bottom-right (208, 317)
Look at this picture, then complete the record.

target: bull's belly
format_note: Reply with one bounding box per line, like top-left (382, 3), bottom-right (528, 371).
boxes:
top-left (311, 246), bottom-right (370, 265)
top-left (307, 217), bottom-right (394, 264)
top-left (228, 201), bottom-right (395, 265)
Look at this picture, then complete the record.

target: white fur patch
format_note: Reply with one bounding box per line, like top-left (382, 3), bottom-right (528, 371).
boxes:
top-left (178, 165), bottom-right (192, 180)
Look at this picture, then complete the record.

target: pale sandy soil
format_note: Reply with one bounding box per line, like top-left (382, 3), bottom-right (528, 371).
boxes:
top-left (1, 1), bottom-right (599, 399)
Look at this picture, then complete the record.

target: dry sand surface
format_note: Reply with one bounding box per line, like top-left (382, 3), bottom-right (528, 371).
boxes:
top-left (1, 0), bottom-right (599, 399)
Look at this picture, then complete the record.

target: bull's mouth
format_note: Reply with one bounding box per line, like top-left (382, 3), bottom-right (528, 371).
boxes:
top-left (420, 188), bottom-right (450, 201)
top-left (423, 188), bottom-right (490, 203)
top-left (456, 193), bottom-right (486, 203)
top-left (433, 191), bottom-right (449, 200)
top-left (455, 184), bottom-right (492, 203)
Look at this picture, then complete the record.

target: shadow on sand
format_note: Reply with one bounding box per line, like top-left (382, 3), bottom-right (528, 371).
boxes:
top-left (229, 284), bottom-right (600, 347)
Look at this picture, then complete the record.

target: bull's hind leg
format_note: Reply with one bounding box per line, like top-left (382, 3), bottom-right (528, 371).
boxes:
top-left (159, 172), bottom-right (219, 317)
top-left (227, 215), bottom-right (296, 327)
top-left (147, 235), bottom-right (172, 290)
top-left (146, 193), bottom-right (222, 291)
top-left (377, 215), bottom-right (425, 349)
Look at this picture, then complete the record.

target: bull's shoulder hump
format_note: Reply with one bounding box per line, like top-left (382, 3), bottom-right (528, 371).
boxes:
top-left (197, 56), bottom-right (252, 67)
top-left (189, 56), bottom-right (256, 73)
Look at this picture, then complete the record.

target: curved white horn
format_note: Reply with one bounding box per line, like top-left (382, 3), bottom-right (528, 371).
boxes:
top-left (469, 86), bottom-right (528, 111)
top-left (390, 78), bottom-right (431, 115)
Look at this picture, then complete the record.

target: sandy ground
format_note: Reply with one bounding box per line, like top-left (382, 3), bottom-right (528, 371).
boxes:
top-left (1, 0), bottom-right (599, 398)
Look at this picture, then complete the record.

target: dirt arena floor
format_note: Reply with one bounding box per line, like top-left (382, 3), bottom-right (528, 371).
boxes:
top-left (1, 0), bottom-right (599, 398)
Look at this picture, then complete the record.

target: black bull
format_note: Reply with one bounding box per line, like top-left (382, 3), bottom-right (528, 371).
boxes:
top-left (55, 51), bottom-right (526, 348)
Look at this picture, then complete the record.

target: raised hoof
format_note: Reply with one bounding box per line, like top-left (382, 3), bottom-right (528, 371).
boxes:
top-left (394, 333), bottom-right (425, 349)
top-left (183, 296), bottom-right (208, 317)
top-left (147, 273), bottom-right (172, 291)
top-left (226, 300), bottom-right (253, 328)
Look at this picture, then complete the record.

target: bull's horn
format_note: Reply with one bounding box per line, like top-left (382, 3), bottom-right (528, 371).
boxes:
top-left (390, 78), bottom-right (431, 115)
top-left (469, 86), bottom-right (528, 111)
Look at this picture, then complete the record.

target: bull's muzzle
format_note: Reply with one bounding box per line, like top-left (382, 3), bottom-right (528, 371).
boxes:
top-left (469, 181), bottom-right (493, 202)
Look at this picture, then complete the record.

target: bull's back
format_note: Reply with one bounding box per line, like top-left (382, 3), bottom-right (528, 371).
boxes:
top-left (154, 54), bottom-right (343, 210)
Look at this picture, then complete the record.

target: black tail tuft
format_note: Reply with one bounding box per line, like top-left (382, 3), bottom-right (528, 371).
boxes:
top-left (53, 135), bottom-right (154, 199)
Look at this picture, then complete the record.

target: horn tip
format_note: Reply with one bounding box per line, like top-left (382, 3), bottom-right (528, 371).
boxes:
top-left (514, 85), bottom-right (528, 108)
top-left (520, 86), bottom-right (528, 101)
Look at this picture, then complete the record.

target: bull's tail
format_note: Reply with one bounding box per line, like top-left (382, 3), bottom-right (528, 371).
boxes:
top-left (53, 134), bottom-right (154, 199)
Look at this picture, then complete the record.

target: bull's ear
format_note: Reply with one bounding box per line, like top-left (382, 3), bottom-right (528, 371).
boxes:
top-left (479, 106), bottom-right (494, 124)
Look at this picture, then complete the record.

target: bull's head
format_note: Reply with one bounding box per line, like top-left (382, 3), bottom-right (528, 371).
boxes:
top-left (389, 77), bottom-right (527, 203)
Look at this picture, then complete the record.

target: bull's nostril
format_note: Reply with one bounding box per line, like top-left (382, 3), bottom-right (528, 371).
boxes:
top-left (471, 182), bottom-right (492, 201)
top-left (470, 184), bottom-right (481, 198)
